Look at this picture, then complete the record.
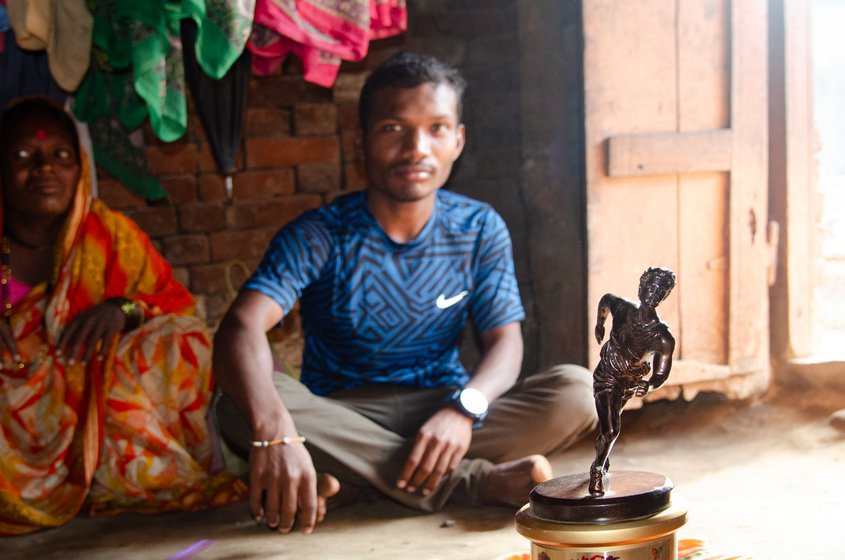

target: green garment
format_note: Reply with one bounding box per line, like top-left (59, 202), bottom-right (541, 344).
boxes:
top-left (74, 0), bottom-right (254, 198)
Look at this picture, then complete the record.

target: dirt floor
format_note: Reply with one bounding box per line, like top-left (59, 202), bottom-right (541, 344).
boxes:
top-left (5, 382), bottom-right (844, 560)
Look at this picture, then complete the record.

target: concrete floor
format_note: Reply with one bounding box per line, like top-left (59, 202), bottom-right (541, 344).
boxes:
top-left (5, 383), bottom-right (844, 559)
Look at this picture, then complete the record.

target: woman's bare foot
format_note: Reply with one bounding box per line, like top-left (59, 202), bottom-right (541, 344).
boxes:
top-left (316, 473), bottom-right (341, 523)
top-left (480, 455), bottom-right (553, 507)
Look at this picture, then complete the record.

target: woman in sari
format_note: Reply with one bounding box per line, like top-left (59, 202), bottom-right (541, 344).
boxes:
top-left (0, 97), bottom-right (245, 535)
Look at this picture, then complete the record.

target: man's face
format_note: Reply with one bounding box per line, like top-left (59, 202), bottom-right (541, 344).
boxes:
top-left (363, 82), bottom-right (465, 204)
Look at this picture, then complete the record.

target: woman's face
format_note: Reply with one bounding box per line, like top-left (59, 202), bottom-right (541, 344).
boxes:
top-left (2, 113), bottom-right (81, 223)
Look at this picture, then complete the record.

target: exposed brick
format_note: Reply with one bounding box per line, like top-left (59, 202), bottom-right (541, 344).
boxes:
top-left (246, 107), bottom-right (291, 137)
top-left (190, 260), bottom-right (257, 294)
top-left (344, 161), bottom-right (368, 190)
top-left (162, 175), bottom-right (198, 205)
top-left (246, 136), bottom-right (340, 168)
top-left (199, 141), bottom-right (244, 174)
top-left (146, 142), bottom-right (199, 176)
top-left (226, 195), bottom-right (322, 230)
top-left (341, 130), bottom-right (363, 162)
top-left (233, 169), bottom-right (296, 199)
top-left (179, 203), bottom-right (227, 233)
top-left (172, 266), bottom-right (190, 288)
top-left (297, 163), bottom-right (341, 193)
top-left (333, 73), bottom-right (368, 104)
top-left (337, 103), bottom-right (360, 131)
top-left (198, 174), bottom-right (227, 202)
top-left (97, 177), bottom-right (145, 209)
top-left (210, 229), bottom-right (277, 261)
top-left (126, 206), bottom-right (179, 237)
top-left (203, 291), bottom-right (233, 326)
top-left (294, 103), bottom-right (338, 136)
top-left (323, 189), bottom-right (344, 203)
top-left (250, 75), bottom-right (332, 107)
top-left (411, 10), bottom-right (510, 38)
top-left (164, 234), bottom-right (210, 265)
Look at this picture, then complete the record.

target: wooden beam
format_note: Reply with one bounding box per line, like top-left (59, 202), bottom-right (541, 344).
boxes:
top-left (606, 129), bottom-right (732, 177)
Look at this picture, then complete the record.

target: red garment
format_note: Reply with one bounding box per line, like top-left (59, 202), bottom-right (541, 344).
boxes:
top-left (249, 0), bottom-right (407, 87)
top-left (0, 144), bottom-right (245, 536)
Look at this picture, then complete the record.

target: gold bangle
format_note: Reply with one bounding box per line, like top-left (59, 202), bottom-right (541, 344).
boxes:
top-left (108, 297), bottom-right (144, 331)
top-left (250, 436), bottom-right (307, 448)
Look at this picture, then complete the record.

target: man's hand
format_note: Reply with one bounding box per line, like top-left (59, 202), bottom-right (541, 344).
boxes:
top-left (396, 408), bottom-right (473, 497)
top-left (56, 301), bottom-right (126, 364)
top-left (249, 441), bottom-right (319, 534)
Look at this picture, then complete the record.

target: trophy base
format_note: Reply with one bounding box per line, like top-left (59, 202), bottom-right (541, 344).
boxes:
top-left (529, 470), bottom-right (673, 524)
top-left (515, 471), bottom-right (688, 559)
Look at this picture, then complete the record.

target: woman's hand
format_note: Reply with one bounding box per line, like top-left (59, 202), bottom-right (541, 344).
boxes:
top-left (56, 301), bottom-right (127, 364)
top-left (0, 320), bottom-right (22, 365)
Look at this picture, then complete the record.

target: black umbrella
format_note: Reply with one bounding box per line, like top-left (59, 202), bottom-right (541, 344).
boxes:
top-left (181, 19), bottom-right (251, 201)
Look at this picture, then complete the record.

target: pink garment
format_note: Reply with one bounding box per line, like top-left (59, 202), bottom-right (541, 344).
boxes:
top-left (249, 0), bottom-right (407, 87)
top-left (2, 276), bottom-right (33, 307)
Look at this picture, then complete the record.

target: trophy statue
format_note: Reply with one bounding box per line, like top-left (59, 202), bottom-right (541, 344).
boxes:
top-left (516, 268), bottom-right (688, 559)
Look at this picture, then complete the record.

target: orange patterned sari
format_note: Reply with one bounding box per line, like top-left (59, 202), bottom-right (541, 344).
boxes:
top-left (0, 155), bottom-right (245, 535)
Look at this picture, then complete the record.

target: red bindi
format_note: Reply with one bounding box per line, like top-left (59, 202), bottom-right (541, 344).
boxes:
top-left (35, 129), bottom-right (48, 141)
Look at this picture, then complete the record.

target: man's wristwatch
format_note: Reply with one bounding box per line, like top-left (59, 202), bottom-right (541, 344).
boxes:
top-left (447, 387), bottom-right (489, 430)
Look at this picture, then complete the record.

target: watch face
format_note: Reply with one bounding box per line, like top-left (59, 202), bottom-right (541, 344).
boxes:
top-left (459, 388), bottom-right (488, 416)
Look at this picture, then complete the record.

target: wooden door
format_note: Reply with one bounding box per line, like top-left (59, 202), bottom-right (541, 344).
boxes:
top-left (583, 0), bottom-right (773, 400)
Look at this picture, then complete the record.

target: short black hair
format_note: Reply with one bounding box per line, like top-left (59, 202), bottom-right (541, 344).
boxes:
top-left (358, 51), bottom-right (467, 133)
top-left (0, 96), bottom-right (81, 162)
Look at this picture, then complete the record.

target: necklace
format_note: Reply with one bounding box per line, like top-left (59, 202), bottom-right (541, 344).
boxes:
top-left (1, 236), bottom-right (12, 318)
top-left (6, 230), bottom-right (54, 251)
top-left (1, 236), bottom-right (50, 372)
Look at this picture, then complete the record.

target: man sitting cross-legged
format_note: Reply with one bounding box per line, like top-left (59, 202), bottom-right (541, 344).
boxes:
top-left (212, 51), bottom-right (597, 535)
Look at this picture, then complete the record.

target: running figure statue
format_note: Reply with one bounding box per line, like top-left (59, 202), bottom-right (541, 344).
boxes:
top-left (589, 267), bottom-right (676, 495)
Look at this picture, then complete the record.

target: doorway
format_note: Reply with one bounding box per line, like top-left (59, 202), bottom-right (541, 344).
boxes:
top-left (812, 0), bottom-right (845, 357)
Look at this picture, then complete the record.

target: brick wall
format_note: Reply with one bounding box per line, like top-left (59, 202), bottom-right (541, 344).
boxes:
top-left (97, 1), bottom-right (526, 369)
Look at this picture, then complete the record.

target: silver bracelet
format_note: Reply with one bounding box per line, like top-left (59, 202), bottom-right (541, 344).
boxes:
top-left (250, 436), bottom-right (307, 448)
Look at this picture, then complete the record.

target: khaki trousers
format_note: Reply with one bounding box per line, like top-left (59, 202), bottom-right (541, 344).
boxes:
top-left (215, 364), bottom-right (597, 511)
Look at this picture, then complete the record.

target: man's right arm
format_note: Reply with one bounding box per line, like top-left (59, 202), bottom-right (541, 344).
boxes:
top-left (213, 290), bottom-right (319, 534)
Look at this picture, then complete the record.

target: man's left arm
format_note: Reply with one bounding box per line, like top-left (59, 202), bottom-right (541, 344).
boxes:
top-left (396, 322), bottom-right (523, 496)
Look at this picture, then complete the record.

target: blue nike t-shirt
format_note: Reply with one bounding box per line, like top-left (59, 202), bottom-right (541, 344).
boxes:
top-left (244, 189), bottom-right (525, 396)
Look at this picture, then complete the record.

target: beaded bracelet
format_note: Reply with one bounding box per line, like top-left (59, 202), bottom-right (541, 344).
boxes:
top-left (250, 436), bottom-right (307, 448)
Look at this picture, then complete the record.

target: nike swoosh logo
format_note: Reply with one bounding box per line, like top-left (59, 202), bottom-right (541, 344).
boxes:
top-left (436, 291), bottom-right (469, 309)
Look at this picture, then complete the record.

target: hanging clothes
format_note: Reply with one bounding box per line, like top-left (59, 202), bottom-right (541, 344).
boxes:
top-left (71, 0), bottom-right (254, 199)
top-left (248, 0), bottom-right (407, 87)
top-left (75, 0), bottom-right (254, 144)
top-left (0, 27), bottom-right (66, 111)
top-left (4, 0), bottom-right (93, 92)
top-left (182, 18), bottom-right (252, 200)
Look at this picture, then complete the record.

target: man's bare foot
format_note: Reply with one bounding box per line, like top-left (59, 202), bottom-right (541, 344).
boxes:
top-left (316, 473), bottom-right (341, 523)
top-left (480, 455), bottom-right (552, 508)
